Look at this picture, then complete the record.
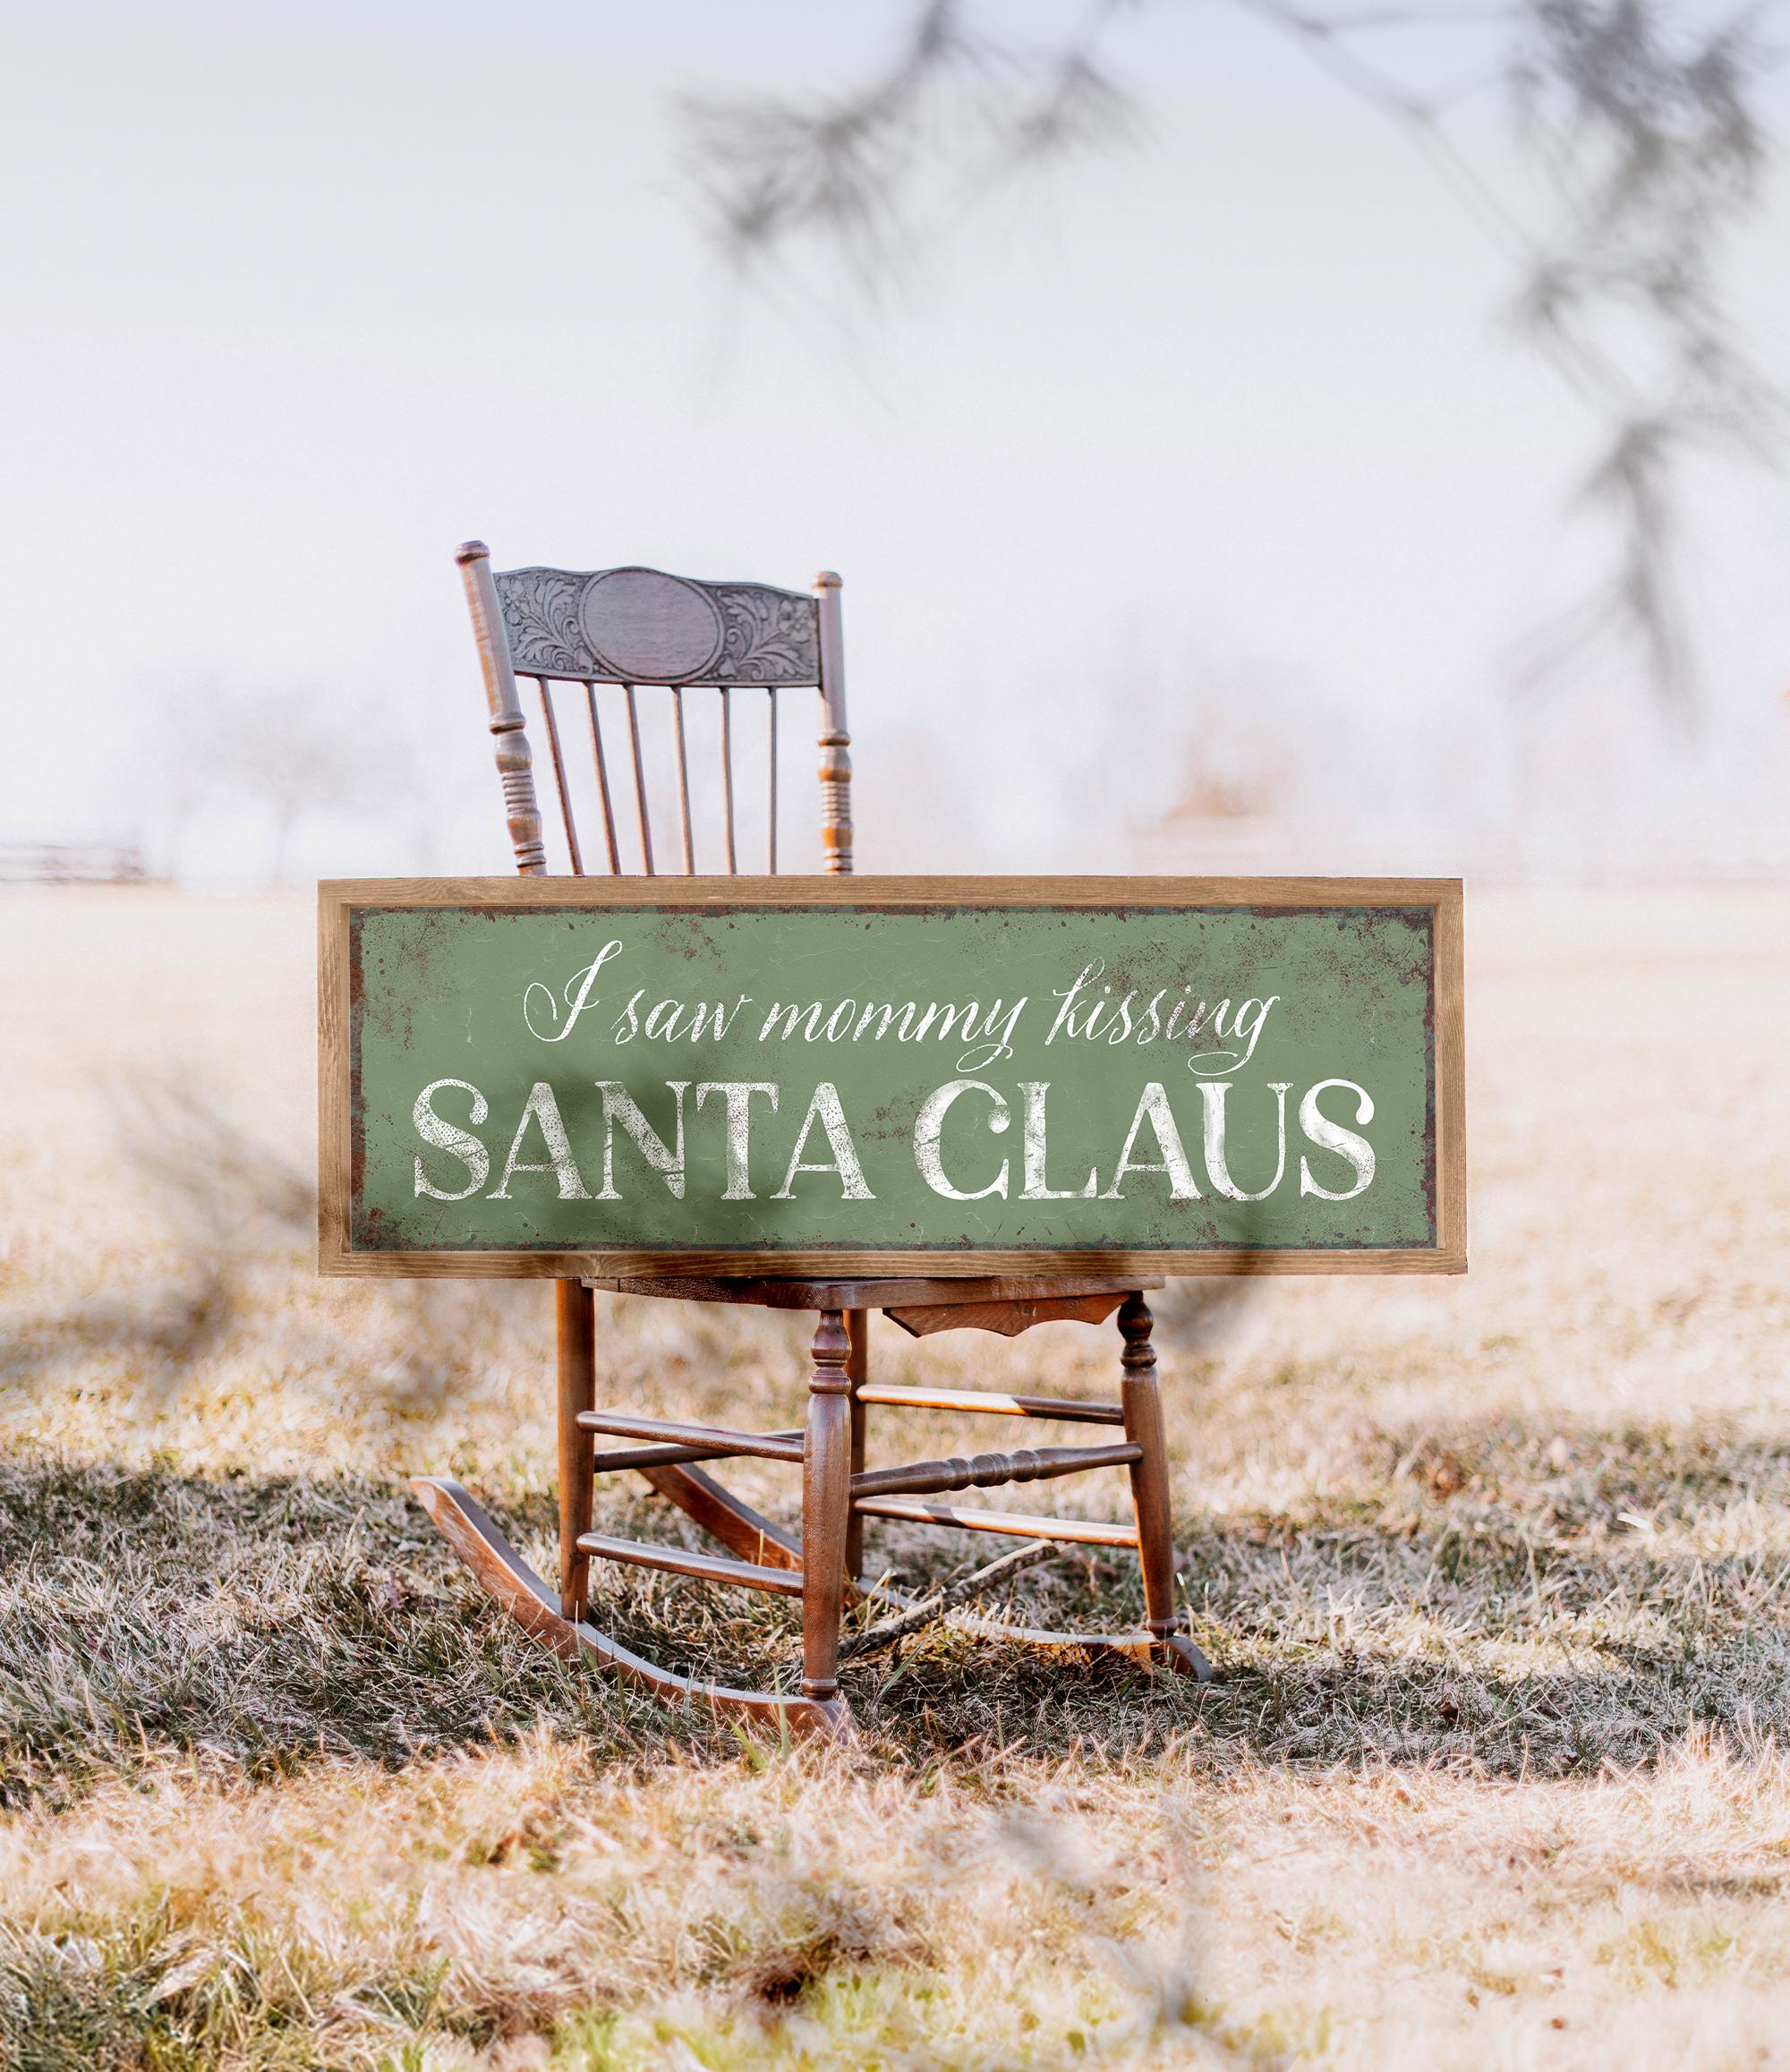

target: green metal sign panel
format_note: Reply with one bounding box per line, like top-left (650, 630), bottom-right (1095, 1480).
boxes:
top-left (320, 878), bottom-right (1464, 1276)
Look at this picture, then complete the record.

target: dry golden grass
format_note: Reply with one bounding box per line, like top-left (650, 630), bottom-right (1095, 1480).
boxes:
top-left (2, 883), bottom-right (1787, 2068)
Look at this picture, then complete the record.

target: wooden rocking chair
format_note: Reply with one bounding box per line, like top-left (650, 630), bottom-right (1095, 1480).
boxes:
top-left (413, 543), bottom-right (1214, 1738)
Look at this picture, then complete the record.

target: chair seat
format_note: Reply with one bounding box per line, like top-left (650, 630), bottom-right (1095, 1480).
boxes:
top-left (581, 1271), bottom-right (1164, 1311)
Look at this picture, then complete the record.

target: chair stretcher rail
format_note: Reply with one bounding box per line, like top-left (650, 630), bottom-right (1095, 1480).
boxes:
top-left (854, 1384), bottom-right (1125, 1425)
top-left (575, 1411), bottom-right (805, 1462)
top-left (849, 1498), bottom-right (1140, 1548)
top-left (588, 1430), bottom-right (803, 1473)
top-left (576, 1532), bottom-right (806, 1597)
top-left (850, 1441), bottom-right (1141, 1502)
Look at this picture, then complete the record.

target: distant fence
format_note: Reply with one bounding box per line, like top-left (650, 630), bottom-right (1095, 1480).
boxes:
top-left (0, 841), bottom-right (152, 884)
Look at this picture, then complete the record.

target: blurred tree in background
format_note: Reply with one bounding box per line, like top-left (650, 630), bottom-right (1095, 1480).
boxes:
top-left (681, 0), bottom-right (1780, 726)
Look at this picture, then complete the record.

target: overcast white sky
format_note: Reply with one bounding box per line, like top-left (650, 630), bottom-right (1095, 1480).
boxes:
top-left (3, 1), bottom-right (1786, 876)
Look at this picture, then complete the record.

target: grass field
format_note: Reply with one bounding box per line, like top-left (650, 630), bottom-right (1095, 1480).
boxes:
top-left (3, 883), bottom-right (1788, 2069)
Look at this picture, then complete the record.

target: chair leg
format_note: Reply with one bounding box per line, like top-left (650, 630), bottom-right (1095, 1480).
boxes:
top-left (802, 1308), bottom-right (854, 1704)
top-left (1119, 1292), bottom-right (1213, 1679)
top-left (556, 1280), bottom-right (597, 1621)
top-left (417, 1281), bottom-right (856, 1737)
top-left (844, 1308), bottom-right (869, 1583)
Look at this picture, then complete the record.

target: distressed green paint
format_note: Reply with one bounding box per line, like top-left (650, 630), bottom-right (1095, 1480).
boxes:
top-left (349, 902), bottom-right (1436, 1254)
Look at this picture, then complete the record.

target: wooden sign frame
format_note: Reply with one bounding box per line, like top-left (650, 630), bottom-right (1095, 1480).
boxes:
top-left (319, 875), bottom-right (1464, 1280)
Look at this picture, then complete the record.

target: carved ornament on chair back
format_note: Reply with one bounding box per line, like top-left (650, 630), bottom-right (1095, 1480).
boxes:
top-left (496, 566), bottom-right (823, 686)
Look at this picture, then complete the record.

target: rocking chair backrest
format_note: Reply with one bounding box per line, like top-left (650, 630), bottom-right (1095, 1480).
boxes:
top-left (456, 542), bottom-right (852, 879)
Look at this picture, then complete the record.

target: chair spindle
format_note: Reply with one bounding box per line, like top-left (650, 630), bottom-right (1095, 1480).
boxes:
top-left (623, 684), bottom-right (655, 874)
top-left (582, 685), bottom-right (622, 874)
top-left (766, 686), bottom-right (779, 874)
top-left (719, 688), bottom-right (737, 874)
top-left (671, 687), bottom-right (695, 874)
top-left (534, 680), bottom-right (584, 876)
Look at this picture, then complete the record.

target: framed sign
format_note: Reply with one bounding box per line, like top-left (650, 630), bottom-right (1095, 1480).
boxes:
top-left (319, 877), bottom-right (1464, 1278)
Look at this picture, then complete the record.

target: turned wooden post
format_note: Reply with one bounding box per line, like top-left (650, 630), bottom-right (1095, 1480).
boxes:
top-left (844, 1308), bottom-right (869, 1582)
top-left (1118, 1292), bottom-right (1181, 1644)
top-left (802, 1309), bottom-right (854, 1700)
top-left (556, 1280), bottom-right (597, 1620)
top-left (813, 570), bottom-right (852, 875)
top-left (458, 540), bottom-right (547, 875)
